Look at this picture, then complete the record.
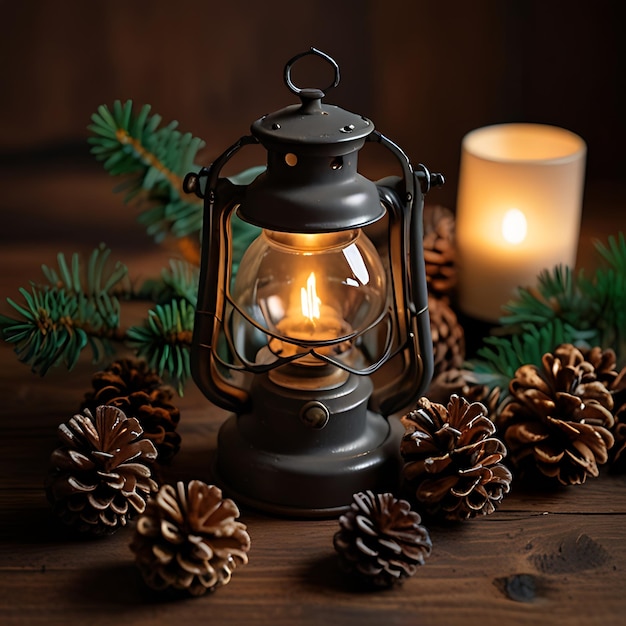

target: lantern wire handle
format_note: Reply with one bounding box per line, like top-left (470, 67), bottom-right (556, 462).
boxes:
top-left (284, 47), bottom-right (340, 97)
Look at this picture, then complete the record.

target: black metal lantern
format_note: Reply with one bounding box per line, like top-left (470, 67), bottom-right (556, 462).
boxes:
top-left (184, 48), bottom-right (443, 516)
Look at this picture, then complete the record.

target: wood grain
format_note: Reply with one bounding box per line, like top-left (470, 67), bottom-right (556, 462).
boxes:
top-left (2, 327), bottom-right (626, 626)
top-left (1, 167), bottom-right (626, 626)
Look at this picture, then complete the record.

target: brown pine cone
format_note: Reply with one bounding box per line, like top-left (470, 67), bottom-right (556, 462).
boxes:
top-left (333, 491), bottom-right (431, 588)
top-left (609, 369), bottom-right (626, 472)
top-left (46, 405), bottom-right (158, 536)
top-left (82, 358), bottom-right (181, 464)
top-left (581, 347), bottom-right (626, 472)
top-left (423, 204), bottom-right (456, 300)
top-left (130, 481), bottom-right (251, 596)
top-left (429, 296), bottom-right (465, 379)
top-left (611, 414), bottom-right (626, 473)
top-left (426, 368), bottom-right (502, 421)
top-left (496, 344), bottom-right (615, 485)
top-left (400, 395), bottom-right (512, 521)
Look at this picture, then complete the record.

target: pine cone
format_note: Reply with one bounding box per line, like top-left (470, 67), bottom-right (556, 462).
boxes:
top-left (400, 395), bottom-right (512, 521)
top-left (82, 358), bottom-right (181, 464)
top-left (612, 414), bottom-right (626, 473)
top-left (423, 204), bottom-right (456, 300)
top-left (333, 491), bottom-right (431, 588)
top-left (429, 297), bottom-right (465, 380)
top-left (130, 481), bottom-right (251, 596)
top-left (581, 347), bottom-right (626, 472)
top-left (496, 344), bottom-right (615, 485)
top-left (46, 405), bottom-right (158, 536)
top-left (427, 368), bottom-right (502, 421)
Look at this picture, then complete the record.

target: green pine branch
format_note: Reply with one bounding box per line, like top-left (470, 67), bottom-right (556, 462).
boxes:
top-left (126, 298), bottom-right (195, 394)
top-left (595, 231), bottom-right (626, 272)
top-left (466, 232), bottom-right (626, 395)
top-left (88, 100), bottom-right (206, 242)
top-left (585, 233), bottom-right (626, 360)
top-left (468, 319), bottom-right (596, 395)
top-left (499, 264), bottom-right (594, 329)
top-left (136, 258), bottom-right (199, 306)
top-left (0, 245), bottom-right (196, 391)
top-left (0, 245), bottom-right (128, 374)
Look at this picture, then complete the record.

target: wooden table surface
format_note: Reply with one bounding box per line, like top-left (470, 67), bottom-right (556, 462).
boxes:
top-left (1, 162), bottom-right (625, 626)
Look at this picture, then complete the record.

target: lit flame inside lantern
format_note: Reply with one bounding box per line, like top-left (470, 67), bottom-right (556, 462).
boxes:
top-left (501, 208), bottom-right (527, 245)
top-left (268, 269), bottom-right (352, 360)
top-left (301, 272), bottom-right (321, 326)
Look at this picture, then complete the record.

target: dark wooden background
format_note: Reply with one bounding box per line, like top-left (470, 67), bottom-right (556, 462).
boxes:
top-left (1, 0), bottom-right (625, 208)
top-left (1, 2), bottom-right (626, 625)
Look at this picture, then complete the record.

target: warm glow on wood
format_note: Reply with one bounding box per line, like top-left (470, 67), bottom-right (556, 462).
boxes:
top-left (300, 272), bottom-right (321, 322)
top-left (501, 208), bottom-right (527, 244)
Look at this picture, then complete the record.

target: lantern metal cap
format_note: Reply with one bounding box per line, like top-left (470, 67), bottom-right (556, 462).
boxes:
top-left (252, 103), bottom-right (373, 153)
top-left (240, 48), bottom-right (384, 233)
top-left (251, 48), bottom-right (375, 155)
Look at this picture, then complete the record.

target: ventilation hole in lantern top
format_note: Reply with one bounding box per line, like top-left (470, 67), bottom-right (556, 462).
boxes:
top-left (331, 157), bottom-right (343, 170)
top-left (285, 153), bottom-right (298, 166)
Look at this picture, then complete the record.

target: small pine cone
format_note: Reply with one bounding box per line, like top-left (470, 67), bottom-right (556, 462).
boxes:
top-left (612, 418), bottom-right (626, 473)
top-left (82, 358), bottom-right (181, 464)
top-left (130, 481), bottom-right (251, 596)
top-left (400, 395), bottom-right (512, 521)
top-left (581, 347), bottom-right (626, 472)
top-left (609, 369), bottom-right (626, 472)
top-left (496, 344), bottom-right (615, 485)
top-left (426, 368), bottom-right (502, 421)
top-left (429, 296), bottom-right (465, 379)
top-left (333, 491), bottom-right (431, 588)
top-left (423, 204), bottom-right (456, 300)
top-left (46, 405), bottom-right (158, 536)
top-left (582, 346), bottom-right (619, 383)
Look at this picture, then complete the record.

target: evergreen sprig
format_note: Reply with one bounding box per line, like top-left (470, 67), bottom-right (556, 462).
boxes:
top-left (467, 233), bottom-right (626, 393)
top-left (88, 100), bottom-right (206, 242)
top-left (0, 246), bottom-right (197, 390)
top-left (136, 258), bottom-right (199, 306)
top-left (469, 319), bottom-right (596, 394)
top-left (0, 245), bottom-right (128, 374)
top-left (499, 265), bottom-right (593, 329)
top-left (585, 233), bottom-right (626, 359)
top-left (126, 298), bottom-right (195, 394)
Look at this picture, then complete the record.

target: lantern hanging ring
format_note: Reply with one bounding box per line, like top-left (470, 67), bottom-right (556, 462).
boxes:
top-left (283, 47), bottom-right (340, 96)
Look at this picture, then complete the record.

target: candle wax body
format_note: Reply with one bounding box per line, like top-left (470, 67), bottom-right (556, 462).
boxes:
top-left (456, 124), bottom-right (586, 323)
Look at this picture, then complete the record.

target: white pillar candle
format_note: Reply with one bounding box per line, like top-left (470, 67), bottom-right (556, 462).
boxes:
top-left (456, 123), bottom-right (586, 322)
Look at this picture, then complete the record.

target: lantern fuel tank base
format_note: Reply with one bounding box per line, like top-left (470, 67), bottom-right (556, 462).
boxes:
top-left (213, 372), bottom-right (404, 517)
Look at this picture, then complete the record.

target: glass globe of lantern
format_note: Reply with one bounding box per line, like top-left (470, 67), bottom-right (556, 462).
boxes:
top-left (231, 227), bottom-right (387, 371)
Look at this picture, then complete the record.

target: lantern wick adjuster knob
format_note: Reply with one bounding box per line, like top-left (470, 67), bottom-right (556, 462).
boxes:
top-left (284, 47), bottom-right (340, 113)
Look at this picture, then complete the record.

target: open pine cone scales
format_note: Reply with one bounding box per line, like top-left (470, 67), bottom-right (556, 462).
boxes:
top-left (46, 405), bottom-right (158, 536)
top-left (82, 358), bottom-right (181, 464)
top-left (130, 481), bottom-right (251, 596)
top-left (583, 347), bottom-right (626, 472)
top-left (496, 344), bottom-right (615, 484)
top-left (333, 491), bottom-right (432, 588)
top-left (400, 395), bottom-right (512, 521)
top-left (426, 367), bottom-right (502, 421)
top-left (423, 204), bottom-right (456, 300)
top-left (429, 297), bottom-right (465, 380)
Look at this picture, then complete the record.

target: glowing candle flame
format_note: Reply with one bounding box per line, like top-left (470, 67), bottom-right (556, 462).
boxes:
top-left (300, 272), bottom-right (321, 323)
top-left (501, 208), bottom-right (527, 245)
